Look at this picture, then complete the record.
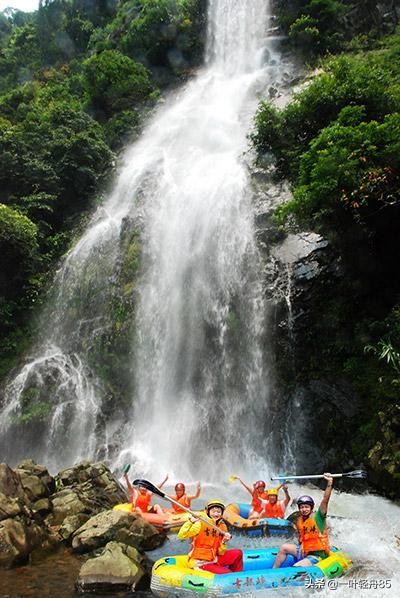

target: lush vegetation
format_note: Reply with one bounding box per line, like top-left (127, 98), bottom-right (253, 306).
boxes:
top-left (254, 19), bottom-right (400, 493)
top-left (0, 0), bottom-right (206, 378)
top-left (275, 0), bottom-right (396, 58)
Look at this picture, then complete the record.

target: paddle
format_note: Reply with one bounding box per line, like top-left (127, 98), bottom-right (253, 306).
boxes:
top-left (132, 478), bottom-right (226, 536)
top-left (271, 469), bottom-right (367, 482)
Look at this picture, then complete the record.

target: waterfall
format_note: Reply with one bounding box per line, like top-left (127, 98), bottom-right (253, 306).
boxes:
top-left (0, 0), bottom-right (291, 476)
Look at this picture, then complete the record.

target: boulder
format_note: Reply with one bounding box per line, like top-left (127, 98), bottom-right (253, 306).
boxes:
top-left (15, 460), bottom-right (55, 497)
top-left (71, 510), bottom-right (165, 554)
top-left (76, 541), bottom-right (148, 593)
top-left (48, 488), bottom-right (89, 526)
top-left (46, 461), bottom-right (127, 527)
top-left (0, 464), bottom-right (26, 501)
top-left (0, 517), bottom-right (46, 568)
top-left (0, 493), bottom-right (22, 521)
top-left (59, 514), bottom-right (91, 543)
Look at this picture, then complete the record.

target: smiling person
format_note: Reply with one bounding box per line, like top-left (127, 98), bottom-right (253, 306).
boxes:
top-left (177, 499), bottom-right (243, 573)
top-left (273, 473), bottom-right (334, 568)
top-left (170, 481), bottom-right (201, 513)
top-left (231, 476), bottom-right (269, 519)
top-left (260, 484), bottom-right (290, 519)
top-left (124, 472), bottom-right (168, 515)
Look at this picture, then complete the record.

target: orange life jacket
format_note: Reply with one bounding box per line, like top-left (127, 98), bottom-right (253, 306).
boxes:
top-left (297, 514), bottom-right (330, 555)
top-left (252, 491), bottom-right (268, 512)
top-left (134, 491), bottom-right (151, 512)
top-left (172, 494), bottom-right (191, 513)
top-left (262, 500), bottom-right (285, 519)
top-left (189, 518), bottom-right (227, 562)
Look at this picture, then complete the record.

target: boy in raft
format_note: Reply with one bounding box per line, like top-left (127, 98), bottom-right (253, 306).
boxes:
top-left (178, 499), bottom-right (243, 573)
top-left (273, 473), bottom-right (334, 568)
top-left (259, 484), bottom-right (290, 518)
top-left (170, 481), bottom-right (201, 513)
top-left (124, 471), bottom-right (168, 515)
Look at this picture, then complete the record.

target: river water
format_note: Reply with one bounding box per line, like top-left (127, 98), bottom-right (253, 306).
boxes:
top-left (2, 482), bottom-right (399, 597)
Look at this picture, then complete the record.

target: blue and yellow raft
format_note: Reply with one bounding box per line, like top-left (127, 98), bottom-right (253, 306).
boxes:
top-left (223, 503), bottom-right (294, 537)
top-left (151, 547), bottom-right (352, 595)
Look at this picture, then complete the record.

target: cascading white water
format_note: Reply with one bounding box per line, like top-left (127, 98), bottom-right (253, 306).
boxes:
top-left (120, 0), bottom-right (277, 480)
top-left (0, 0), bottom-right (289, 474)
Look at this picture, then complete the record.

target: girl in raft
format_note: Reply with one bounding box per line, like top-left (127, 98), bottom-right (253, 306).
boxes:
top-left (124, 471), bottom-right (168, 515)
top-left (170, 481), bottom-right (201, 513)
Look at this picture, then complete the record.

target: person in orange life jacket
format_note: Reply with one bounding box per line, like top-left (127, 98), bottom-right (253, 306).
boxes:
top-left (230, 476), bottom-right (269, 519)
top-left (177, 499), bottom-right (243, 574)
top-left (170, 481), bottom-right (201, 513)
top-left (273, 473), bottom-right (334, 568)
top-left (259, 484), bottom-right (290, 518)
top-left (124, 472), bottom-right (168, 515)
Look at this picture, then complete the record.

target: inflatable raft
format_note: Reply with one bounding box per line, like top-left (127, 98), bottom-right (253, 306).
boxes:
top-left (223, 503), bottom-right (294, 537)
top-left (151, 547), bottom-right (352, 595)
top-left (113, 503), bottom-right (191, 532)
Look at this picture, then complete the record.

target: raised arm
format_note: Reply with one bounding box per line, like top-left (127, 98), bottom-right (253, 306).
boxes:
top-left (158, 473), bottom-right (169, 489)
top-left (281, 483), bottom-right (290, 508)
top-left (232, 476), bottom-right (253, 495)
top-left (188, 481), bottom-right (201, 500)
top-left (320, 473), bottom-right (334, 516)
top-left (124, 473), bottom-right (135, 503)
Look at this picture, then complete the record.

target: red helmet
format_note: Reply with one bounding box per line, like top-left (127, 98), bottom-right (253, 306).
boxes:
top-left (254, 480), bottom-right (266, 489)
top-left (175, 483), bottom-right (185, 492)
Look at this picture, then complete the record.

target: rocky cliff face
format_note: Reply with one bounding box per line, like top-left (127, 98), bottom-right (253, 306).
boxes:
top-left (260, 222), bottom-right (400, 498)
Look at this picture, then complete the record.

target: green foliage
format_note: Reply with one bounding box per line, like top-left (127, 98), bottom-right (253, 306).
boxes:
top-left (0, 203), bottom-right (39, 296)
top-left (0, 204), bottom-right (40, 339)
top-left (91, 0), bottom-right (206, 73)
top-left (278, 0), bottom-right (349, 56)
top-left (103, 109), bottom-right (140, 150)
top-left (276, 112), bottom-right (400, 228)
top-left (84, 49), bottom-right (153, 117)
top-left (253, 46), bottom-right (400, 181)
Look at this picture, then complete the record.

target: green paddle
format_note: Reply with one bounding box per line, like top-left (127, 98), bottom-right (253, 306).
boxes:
top-left (132, 478), bottom-right (226, 536)
top-left (271, 469), bottom-right (367, 482)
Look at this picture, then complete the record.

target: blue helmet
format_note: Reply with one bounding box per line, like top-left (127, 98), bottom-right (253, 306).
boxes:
top-left (297, 495), bottom-right (314, 508)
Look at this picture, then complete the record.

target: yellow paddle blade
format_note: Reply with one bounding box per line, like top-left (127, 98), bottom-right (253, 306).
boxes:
top-left (229, 475), bottom-right (237, 482)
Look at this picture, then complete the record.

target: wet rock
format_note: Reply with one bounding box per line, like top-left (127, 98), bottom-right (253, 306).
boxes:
top-left (47, 461), bottom-right (127, 526)
top-left (15, 460), bottom-right (55, 496)
top-left (59, 514), bottom-right (91, 543)
top-left (0, 493), bottom-right (22, 520)
top-left (49, 488), bottom-right (89, 526)
top-left (76, 541), bottom-right (148, 593)
top-left (0, 517), bottom-right (46, 568)
top-left (16, 474), bottom-right (48, 503)
top-left (368, 404), bottom-right (400, 497)
top-left (32, 498), bottom-right (52, 516)
top-left (71, 510), bottom-right (165, 554)
top-left (0, 463), bottom-right (26, 500)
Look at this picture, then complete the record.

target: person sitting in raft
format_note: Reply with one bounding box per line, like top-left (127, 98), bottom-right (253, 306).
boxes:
top-left (231, 476), bottom-right (269, 519)
top-left (259, 484), bottom-right (290, 519)
top-left (273, 473), bottom-right (334, 568)
top-left (170, 481), bottom-right (201, 513)
top-left (177, 499), bottom-right (243, 574)
top-left (124, 472), bottom-right (168, 516)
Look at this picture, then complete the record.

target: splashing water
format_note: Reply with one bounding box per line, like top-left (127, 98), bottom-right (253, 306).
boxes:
top-left (151, 483), bottom-right (400, 597)
top-left (120, 0), bottom-right (281, 480)
top-left (0, 0), bottom-right (291, 474)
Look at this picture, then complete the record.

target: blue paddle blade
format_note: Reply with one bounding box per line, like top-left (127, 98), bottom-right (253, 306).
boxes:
top-left (123, 464), bottom-right (131, 474)
top-left (345, 469), bottom-right (367, 479)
